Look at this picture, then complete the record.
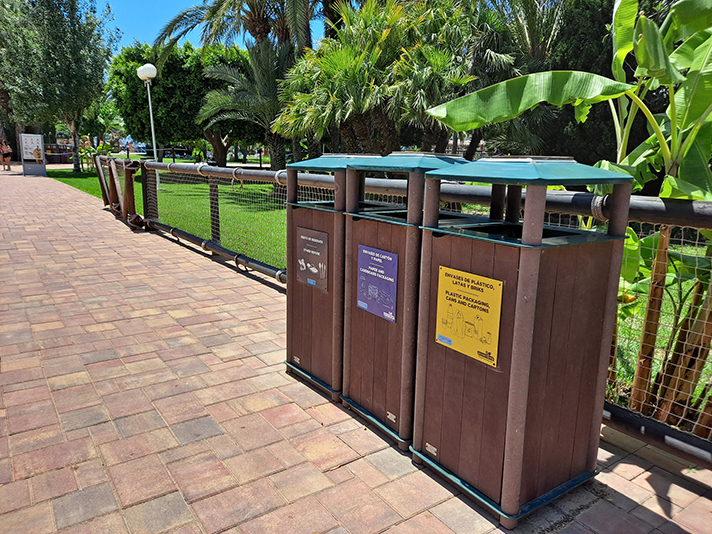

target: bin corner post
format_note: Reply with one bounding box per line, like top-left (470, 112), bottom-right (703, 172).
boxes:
top-left (413, 176), bottom-right (442, 459)
top-left (342, 168), bottom-right (362, 404)
top-left (506, 185), bottom-right (523, 223)
top-left (286, 168), bottom-right (298, 375)
top-left (332, 170), bottom-right (347, 401)
top-left (399, 172), bottom-right (426, 445)
top-left (500, 184), bottom-right (547, 527)
top-left (586, 182), bottom-right (633, 472)
top-left (491, 184), bottom-right (506, 220)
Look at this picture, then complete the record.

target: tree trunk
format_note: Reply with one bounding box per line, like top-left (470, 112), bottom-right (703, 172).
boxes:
top-left (653, 280), bottom-right (705, 404)
top-left (434, 129), bottom-right (450, 153)
top-left (339, 123), bottom-right (361, 153)
top-left (419, 127), bottom-right (436, 152)
top-left (372, 106), bottom-right (399, 155)
top-left (352, 114), bottom-right (375, 153)
top-left (307, 134), bottom-right (322, 159)
top-left (293, 138), bottom-right (305, 162)
top-left (451, 132), bottom-right (459, 155)
top-left (692, 386), bottom-right (712, 439)
top-left (267, 132), bottom-right (286, 170)
top-left (655, 284), bottom-right (712, 425)
top-left (464, 129), bottom-right (483, 161)
top-left (330, 125), bottom-right (340, 153)
top-left (70, 120), bottom-right (81, 173)
top-left (323, 0), bottom-right (339, 40)
top-left (204, 130), bottom-right (229, 167)
top-left (630, 225), bottom-right (671, 414)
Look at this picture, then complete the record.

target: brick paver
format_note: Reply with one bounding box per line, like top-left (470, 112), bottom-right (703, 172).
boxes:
top-left (1, 171), bottom-right (711, 533)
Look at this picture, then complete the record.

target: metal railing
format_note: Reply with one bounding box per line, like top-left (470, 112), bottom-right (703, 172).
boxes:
top-left (96, 158), bottom-right (712, 460)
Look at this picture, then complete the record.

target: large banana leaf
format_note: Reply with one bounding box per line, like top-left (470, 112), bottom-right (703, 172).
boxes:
top-left (426, 71), bottom-right (633, 131)
top-left (634, 16), bottom-right (686, 83)
top-left (661, 121), bottom-right (712, 200)
top-left (661, 0), bottom-right (712, 48)
top-left (674, 29), bottom-right (712, 130)
top-left (670, 29), bottom-right (712, 71)
top-left (612, 0), bottom-right (638, 82)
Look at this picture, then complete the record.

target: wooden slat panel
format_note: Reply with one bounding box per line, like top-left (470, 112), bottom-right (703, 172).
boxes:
top-left (372, 221), bottom-right (393, 425)
top-left (296, 209), bottom-right (314, 376)
top-left (438, 237), bottom-right (474, 473)
top-left (456, 239), bottom-right (496, 490)
top-left (535, 245), bottom-right (579, 496)
top-left (519, 247), bottom-right (560, 503)
top-left (421, 234), bottom-right (453, 461)
top-left (551, 243), bottom-right (603, 486)
top-left (310, 209), bottom-right (335, 385)
top-left (348, 218), bottom-right (366, 405)
top-left (358, 218), bottom-right (380, 413)
top-left (569, 240), bottom-right (615, 478)
top-left (477, 243), bottom-right (519, 503)
top-left (389, 224), bottom-right (407, 430)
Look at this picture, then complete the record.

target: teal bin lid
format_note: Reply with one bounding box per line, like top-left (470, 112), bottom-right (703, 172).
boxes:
top-left (345, 152), bottom-right (467, 173)
top-left (287, 154), bottom-right (381, 172)
top-left (425, 157), bottom-right (633, 186)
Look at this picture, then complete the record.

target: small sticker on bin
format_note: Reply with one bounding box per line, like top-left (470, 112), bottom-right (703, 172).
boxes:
top-left (437, 334), bottom-right (452, 346)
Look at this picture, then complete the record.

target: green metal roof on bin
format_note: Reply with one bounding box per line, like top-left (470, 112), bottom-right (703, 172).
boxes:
top-left (287, 154), bottom-right (381, 172)
top-left (345, 152), bottom-right (468, 173)
top-left (425, 157), bottom-right (633, 186)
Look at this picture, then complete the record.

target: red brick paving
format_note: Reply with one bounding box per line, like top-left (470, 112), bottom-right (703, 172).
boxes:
top-left (1, 171), bottom-right (711, 534)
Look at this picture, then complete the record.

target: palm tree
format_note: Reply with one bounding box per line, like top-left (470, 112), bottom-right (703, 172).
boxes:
top-left (199, 39), bottom-right (293, 170)
top-left (489, 0), bottom-right (567, 71)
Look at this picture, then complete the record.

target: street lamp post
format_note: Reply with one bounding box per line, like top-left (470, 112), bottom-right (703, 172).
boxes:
top-left (137, 63), bottom-right (160, 190)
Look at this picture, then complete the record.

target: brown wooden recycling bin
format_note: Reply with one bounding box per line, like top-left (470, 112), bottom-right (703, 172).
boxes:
top-left (285, 155), bottom-right (393, 400)
top-left (411, 157), bottom-right (633, 528)
top-left (340, 153), bottom-right (469, 450)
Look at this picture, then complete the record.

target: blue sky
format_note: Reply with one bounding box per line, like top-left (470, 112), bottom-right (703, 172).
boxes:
top-left (103, 0), bottom-right (324, 51)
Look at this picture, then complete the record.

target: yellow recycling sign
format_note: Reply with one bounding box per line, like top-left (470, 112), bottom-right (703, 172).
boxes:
top-left (435, 266), bottom-right (503, 368)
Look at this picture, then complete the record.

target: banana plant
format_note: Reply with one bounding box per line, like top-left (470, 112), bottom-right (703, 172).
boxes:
top-left (427, 0), bottom-right (712, 421)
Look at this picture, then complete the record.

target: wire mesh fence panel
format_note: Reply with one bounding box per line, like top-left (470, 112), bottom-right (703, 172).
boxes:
top-left (155, 171), bottom-right (213, 242)
top-left (219, 177), bottom-right (288, 269)
top-left (615, 224), bottom-right (712, 439)
top-left (364, 192), bottom-right (406, 206)
top-left (299, 184), bottom-right (334, 203)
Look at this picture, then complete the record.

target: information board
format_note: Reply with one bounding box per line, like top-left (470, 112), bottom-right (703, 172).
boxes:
top-left (435, 266), bottom-right (503, 367)
top-left (20, 134), bottom-right (47, 177)
top-left (356, 244), bottom-right (398, 323)
top-left (296, 227), bottom-right (328, 291)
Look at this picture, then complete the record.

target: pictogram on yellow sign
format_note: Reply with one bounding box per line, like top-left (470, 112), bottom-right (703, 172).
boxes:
top-left (435, 266), bottom-right (503, 367)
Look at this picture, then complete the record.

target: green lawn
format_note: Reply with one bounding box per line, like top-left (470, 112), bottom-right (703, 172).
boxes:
top-left (46, 167), bottom-right (286, 268)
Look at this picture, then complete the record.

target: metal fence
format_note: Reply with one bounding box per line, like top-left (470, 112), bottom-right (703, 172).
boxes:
top-left (101, 159), bottom-right (712, 453)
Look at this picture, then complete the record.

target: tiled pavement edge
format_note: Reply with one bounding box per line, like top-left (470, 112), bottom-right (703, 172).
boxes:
top-left (0, 171), bottom-right (710, 534)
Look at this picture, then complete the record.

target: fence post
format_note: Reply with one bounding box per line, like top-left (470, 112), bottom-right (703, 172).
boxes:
top-left (95, 155), bottom-right (110, 206)
top-left (107, 159), bottom-right (123, 216)
top-left (208, 176), bottom-right (221, 245)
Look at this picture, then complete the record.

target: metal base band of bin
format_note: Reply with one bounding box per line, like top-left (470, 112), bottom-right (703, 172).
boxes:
top-left (340, 395), bottom-right (412, 449)
top-left (410, 447), bottom-right (595, 521)
top-left (285, 361), bottom-right (340, 399)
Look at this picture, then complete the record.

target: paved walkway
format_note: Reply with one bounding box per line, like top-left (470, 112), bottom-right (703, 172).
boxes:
top-left (0, 171), bottom-right (710, 534)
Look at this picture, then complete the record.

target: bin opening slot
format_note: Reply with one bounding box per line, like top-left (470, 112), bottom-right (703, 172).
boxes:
top-left (469, 223), bottom-right (576, 240)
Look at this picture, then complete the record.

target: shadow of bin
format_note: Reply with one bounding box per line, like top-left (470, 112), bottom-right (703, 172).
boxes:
top-left (412, 157), bottom-right (632, 528)
top-left (341, 152), bottom-right (469, 450)
top-left (285, 155), bottom-right (381, 401)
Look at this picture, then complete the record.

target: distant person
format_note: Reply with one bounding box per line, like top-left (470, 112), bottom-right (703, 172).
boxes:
top-left (1, 140), bottom-right (12, 171)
